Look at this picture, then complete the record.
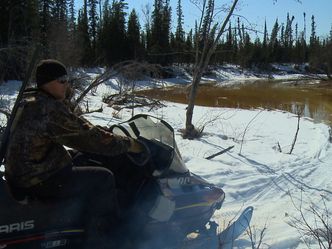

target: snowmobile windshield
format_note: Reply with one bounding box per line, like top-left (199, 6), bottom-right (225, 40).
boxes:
top-left (111, 115), bottom-right (188, 175)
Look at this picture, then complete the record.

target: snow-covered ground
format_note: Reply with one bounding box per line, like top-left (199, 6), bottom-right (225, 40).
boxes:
top-left (83, 79), bottom-right (332, 249)
top-left (0, 65), bottom-right (331, 248)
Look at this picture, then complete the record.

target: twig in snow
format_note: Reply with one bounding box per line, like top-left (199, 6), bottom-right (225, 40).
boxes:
top-left (246, 221), bottom-right (268, 249)
top-left (239, 110), bottom-right (264, 155)
top-left (288, 107), bottom-right (303, 154)
top-left (287, 190), bottom-right (332, 248)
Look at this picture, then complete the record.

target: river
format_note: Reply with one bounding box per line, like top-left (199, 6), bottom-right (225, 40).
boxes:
top-left (139, 80), bottom-right (332, 125)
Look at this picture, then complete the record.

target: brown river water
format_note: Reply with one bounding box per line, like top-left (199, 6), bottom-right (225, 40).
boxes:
top-left (138, 80), bottom-right (332, 125)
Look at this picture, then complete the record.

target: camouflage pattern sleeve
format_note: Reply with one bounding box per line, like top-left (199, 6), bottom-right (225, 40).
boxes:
top-left (47, 101), bottom-right (132, 156)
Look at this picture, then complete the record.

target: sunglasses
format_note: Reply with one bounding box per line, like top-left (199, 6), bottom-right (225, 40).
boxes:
top-left (56, 75), bottom-right (69, 84)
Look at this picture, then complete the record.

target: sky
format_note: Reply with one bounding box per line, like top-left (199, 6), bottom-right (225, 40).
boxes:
top-left (76, 0), bottom-right (332, 39)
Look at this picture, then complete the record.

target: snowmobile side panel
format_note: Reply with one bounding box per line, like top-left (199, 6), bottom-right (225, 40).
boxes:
top-left (0, 179), bottom-right (86, 248)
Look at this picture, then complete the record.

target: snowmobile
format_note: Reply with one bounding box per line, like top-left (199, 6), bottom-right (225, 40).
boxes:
top-left (0, 114), bottom-right (225, 248)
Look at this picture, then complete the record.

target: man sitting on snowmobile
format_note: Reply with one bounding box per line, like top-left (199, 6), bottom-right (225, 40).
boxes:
top-left (4, 59), bottom-right (144, 244)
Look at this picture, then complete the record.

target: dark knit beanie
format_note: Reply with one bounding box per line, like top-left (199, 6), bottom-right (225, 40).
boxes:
top-left (36, 59), bottom-right (67, 87)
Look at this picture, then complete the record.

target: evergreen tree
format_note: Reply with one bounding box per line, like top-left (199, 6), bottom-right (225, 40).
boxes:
top-left (175, 0), bottom-right (185, 64)
top-left (237, 17), bottom-right (243, 48)
top-left (150, 0), bottom-right (172, 65)
top-left (68, 0), bottom-right (76, 34)
top-left (284, 13), bottom-right (295, 48)
top-left (280, 24), bottom-right (285, 47)
top-left (66, 0), bottom-right (81, 65)
top-left (175, 0), bottom-right (184, 43)
top-left (48, 0), bottom-right (70, 62)
top-left (310, 15), bottom-right (317, 47)
top-left (269, 18), bottom-right (280, 62)
top-left (102, 0), bottom-right (128, 65)
top-left (98, 0), bottom-right (110, 63)
top-left (161, 0), bottom-right (172, 63)
top-left (308, 15), bottom-right (321, 71)
top-left (77, 0), bottom-right (91, 65)
top-left (185, 29), bottom-right (194, 64)
top-left (0, 0), bottom-right (39, 80)
top-left (39, 0), bottom-right (53, 57)
top-left (263, 20), bottom-right (268, 47)
top-left (262, 20), bottom-right (269, 64)
top-left (52, 0), bottom-right (67, 22)
top-left (224, 22), bottom-right (233, 62)
top-left (150, 0), bottom-right (163, 49)
top-left (88, 0), bottom-right (99, 61)
top-left (127, 9), bottom-right (141, 59)
top-left (26, 1), bottom-right (40, 44)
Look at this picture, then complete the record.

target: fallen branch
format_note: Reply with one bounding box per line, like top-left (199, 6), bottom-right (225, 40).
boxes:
top-left (103, 93), bottom-right (165, 111)
top-left (205, 145), bottom-right (234, 160)
top-left (81, 107), bottom-right (103, 115)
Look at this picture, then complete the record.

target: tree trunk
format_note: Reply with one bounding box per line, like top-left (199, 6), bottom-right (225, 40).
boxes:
top-left (185, 71), bottom-right (202, 137)
top-left (183, 0), bottom-right (239, 139)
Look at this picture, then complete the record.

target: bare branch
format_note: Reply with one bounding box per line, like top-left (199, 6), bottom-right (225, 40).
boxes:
top-left (287, 190), bottom-right (332, 248)
top-left (73, 61), bottom-right (158, 111)
top-left (246, 221), bottom-right (268, 249)
top-left (289, 106), bottom-right (303, 154)
top-left (239, 109), bottom-right (264, 155)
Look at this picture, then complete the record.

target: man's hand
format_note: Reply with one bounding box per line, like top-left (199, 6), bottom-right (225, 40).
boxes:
top-left (128, 138), bottom-right (145, 153)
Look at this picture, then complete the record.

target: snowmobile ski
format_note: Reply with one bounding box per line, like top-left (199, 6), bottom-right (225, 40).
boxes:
top-left (219, 206), bottom-right (253, 249)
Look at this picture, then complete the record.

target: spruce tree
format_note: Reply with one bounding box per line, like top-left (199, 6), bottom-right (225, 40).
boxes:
top-left (77, 0), bottom-right (91, 65)
top-left (150, 0), bottom-right (172, 65)
top-left (127, 9), bottom-right (141, 60)
top-left (262, 20), bottom-right (269, 64)
top-left (161, 0), bottom-right (171, 64)
top-left (175, 0), bottom-right (184, 42)
top-left (185, 29), bottom-right (194, 64)
top-left (107, 0), bottom-right (128, 65)
top-left (310, 15), bottom-right (317, 47)
top-left (48, 0), bottom-right (70, 62)
top-left (39, 0), bottom-right (53, 57)
top-left (88, 0), bottom-right (99, 62)
top-left (175, 0), bottom-right (185, 63)
top-left (98, 0), bottom-right (111, 64)
top-left (263, 20), bottom-right (268, 47)
top-left (0, 0), bottom-right (39, 80)
top-left (269, 18), bottom-right (280, 62)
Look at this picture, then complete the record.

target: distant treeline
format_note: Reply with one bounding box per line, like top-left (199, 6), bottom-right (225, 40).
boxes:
top-left (1, 0), bottom-right (332, 80)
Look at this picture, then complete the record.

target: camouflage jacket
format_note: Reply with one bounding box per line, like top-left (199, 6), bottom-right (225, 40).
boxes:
top-left (5, 89), bottom-right (131, 188)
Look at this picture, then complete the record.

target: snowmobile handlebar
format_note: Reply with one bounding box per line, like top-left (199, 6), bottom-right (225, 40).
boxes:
top-left (127, 137), bottom-right (151, 167)
top-left (108, 115), bottom-right (175, 172)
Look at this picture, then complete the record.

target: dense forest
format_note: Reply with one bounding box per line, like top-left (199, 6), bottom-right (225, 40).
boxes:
top-left (1, 0), bottom-right (332, 81)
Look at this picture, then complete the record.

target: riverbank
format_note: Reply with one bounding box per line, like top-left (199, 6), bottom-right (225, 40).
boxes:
top-left (140, 63), bottom-right (329, 89)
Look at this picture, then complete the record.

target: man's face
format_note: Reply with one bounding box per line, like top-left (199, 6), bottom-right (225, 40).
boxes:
top-left (41, 75), bottom-right (69, 100)
top-left (53, 79), bottom-right (69, 100)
